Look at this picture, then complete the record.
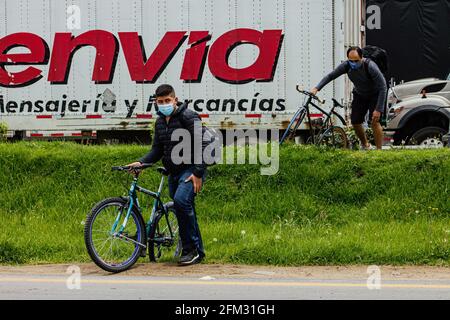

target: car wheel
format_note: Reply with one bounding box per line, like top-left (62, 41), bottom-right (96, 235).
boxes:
top-left (407, 126), bottom-right (447, 148)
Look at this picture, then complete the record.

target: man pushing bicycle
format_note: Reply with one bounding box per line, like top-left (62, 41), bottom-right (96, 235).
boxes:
top-left (127, 84), bottom-right (208, 266)
top-left (311, 46), bottom-right (388, 150)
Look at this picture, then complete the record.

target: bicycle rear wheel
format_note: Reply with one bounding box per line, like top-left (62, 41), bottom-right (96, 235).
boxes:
top-left (148, 202), bottom-right (181, 262)
top-left (317, 126), bottom-right (349, 149)
top-left (84, 197), bottom-right (145, 273)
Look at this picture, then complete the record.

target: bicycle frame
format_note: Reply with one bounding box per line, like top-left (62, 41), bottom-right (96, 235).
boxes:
top-left (110, 173), bottom-right (173, 247)
top-left (280, 95), bottom-right (346, 144)
top-left (307, 99), bottom-right (346, 144)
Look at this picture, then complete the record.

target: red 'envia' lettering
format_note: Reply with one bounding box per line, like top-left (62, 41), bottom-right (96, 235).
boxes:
top-left (180, 31), bottom-right (211, 82)
top-left (47, 30), bottom-right (119, 84)
top-left (119, 31), bottom-right (187, 83)
top-left (0, 29), bottom-right (284, 87)
top-left (0, 32), bottom-right (49, 87)
top-left (208, 29), bottom-right (283, 84)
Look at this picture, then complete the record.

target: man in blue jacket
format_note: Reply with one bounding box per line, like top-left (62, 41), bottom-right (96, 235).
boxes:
top-left (127, 84), bottom-right (207, 266)
top-left (311, 46), bottom-right (387, 150)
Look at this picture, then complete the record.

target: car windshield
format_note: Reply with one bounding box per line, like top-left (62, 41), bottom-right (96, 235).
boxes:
top-left (447, 73), bottom-right (450, 80)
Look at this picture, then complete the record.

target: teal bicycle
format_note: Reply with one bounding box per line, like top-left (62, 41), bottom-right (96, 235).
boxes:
top-left (84, 164), bottom-right (181, 273)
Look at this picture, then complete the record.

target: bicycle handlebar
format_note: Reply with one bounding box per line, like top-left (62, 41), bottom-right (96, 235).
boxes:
top-left (296, 85), bottom-right (326, 104)
top-left (111, 163), bottom-right (153, 171)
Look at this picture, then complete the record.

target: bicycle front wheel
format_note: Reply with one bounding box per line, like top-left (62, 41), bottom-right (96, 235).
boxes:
top-left (318, 126), bottom-right (349, 149)
top-left (148, 202), bottom-right (181, 262)
top-left (280, 108), bottom-right (307, 145)
top-left (84, 197), bottom-right (145, 273)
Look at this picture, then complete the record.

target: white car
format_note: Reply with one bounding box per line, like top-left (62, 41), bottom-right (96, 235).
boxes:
top-left (385, 74), bottom-right (450, 147)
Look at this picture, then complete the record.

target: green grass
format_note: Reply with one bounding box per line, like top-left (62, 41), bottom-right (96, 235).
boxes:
top-left (0, 141), bottom-right (449, 266)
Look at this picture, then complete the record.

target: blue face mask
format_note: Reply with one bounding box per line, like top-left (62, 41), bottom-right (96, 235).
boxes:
top-left (348, 60), bottom-right (363, 70)
top-left (158, 104), bottom-right (174, 117)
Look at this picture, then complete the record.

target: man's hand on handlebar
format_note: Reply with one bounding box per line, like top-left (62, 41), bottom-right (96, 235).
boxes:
top-left (126, 162), bottom-right (143, 172)
top-left (112, 162), bottom-right (152, 174)
top-left (126, 162), bottom-right (142, 168)
top-left (295, 85), bottom-right (325, 104)
top-left (310, 87), bottom-right (319, 96)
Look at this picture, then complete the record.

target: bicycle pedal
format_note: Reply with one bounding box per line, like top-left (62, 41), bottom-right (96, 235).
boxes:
top-left (160, 236), bottom-right (172, 246)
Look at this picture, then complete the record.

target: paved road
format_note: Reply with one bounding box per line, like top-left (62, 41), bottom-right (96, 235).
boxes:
top-left (1, 273), bottom-right (449, 300)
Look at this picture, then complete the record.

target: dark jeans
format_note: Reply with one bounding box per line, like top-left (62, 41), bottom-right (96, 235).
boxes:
top-left (168, 167), bottom-right (206, 258)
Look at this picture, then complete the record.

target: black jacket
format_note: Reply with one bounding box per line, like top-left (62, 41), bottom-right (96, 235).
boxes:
top-left (138, 102), bottom-right (207, 178)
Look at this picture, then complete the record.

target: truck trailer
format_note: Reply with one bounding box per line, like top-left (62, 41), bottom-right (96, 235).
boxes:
top-left (0, 0), bottom-right (365, 143)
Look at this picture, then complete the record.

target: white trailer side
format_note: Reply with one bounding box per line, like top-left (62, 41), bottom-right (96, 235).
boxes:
top-left (0, 0), bottom-right (364, 140)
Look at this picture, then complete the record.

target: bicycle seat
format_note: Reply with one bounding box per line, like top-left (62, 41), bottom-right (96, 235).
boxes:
top-left (157, 167), bottom-right (169, 176)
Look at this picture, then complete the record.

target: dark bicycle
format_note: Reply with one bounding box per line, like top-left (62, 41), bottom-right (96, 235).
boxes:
top-left (84, 164), bottom-right (181, 273)
top-left (280, 85), bottom-right (349, 148)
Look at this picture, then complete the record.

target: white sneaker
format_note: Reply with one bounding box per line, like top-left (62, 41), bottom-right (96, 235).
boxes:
top-left (361, 144), bottom-right (376, 151)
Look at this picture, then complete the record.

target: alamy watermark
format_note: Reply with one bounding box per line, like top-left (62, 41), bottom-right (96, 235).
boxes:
top-left (66, 265), bottom-right (81, 290)
top-left (67, 5), bottom-right (81, 30)
top-left (366, 5), bottom-right (381, 30)
top-left (367, 265), bottom-right (382, 290)
top-left (169, 122), bottom-right (280, 176)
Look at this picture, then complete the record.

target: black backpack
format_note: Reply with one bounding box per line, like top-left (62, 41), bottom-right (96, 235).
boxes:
top-left (362, 45), bottom-right (390, 88)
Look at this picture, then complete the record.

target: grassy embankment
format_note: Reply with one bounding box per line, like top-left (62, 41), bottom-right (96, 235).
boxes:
top-left (0, 142), bottom-right (448, 266)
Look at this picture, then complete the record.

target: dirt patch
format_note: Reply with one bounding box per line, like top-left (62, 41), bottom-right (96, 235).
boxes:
top-left (0, 263), bottom-right (449, 280)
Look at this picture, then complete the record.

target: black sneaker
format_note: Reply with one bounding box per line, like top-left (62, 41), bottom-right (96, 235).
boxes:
top-left (178, 249), bottom-right (201, 266)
